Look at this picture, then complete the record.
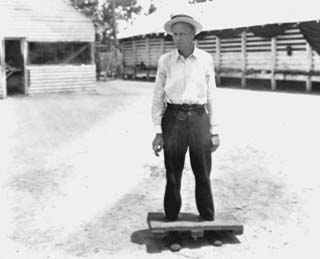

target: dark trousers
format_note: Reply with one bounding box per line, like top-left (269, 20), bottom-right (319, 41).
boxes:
top-left (161, 106), bottom-right (214, 221)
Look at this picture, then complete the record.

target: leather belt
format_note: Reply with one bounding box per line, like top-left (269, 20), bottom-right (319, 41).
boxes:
top-left (166, 103), bottom-right (205, 112)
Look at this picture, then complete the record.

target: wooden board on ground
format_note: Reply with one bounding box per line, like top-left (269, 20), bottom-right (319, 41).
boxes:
top-left (147, 212), bottom-right (244, 239)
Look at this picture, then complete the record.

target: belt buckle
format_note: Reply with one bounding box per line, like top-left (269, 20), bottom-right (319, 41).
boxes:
top-left (177, 111), bottom-right (188, 120)
top-left (182, 104), bottom-right (190, 112)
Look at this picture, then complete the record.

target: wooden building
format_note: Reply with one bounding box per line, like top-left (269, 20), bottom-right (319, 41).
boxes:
top-left (118, 0), bottom-right (320, 92)
top-left (0, 0), bottom-right (96, 98)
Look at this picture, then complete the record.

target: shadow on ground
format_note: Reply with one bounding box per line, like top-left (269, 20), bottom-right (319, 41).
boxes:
top-left (131, 229), bottom-right (241, 253)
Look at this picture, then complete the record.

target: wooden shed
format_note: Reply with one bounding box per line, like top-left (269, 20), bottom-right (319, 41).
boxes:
top-left (118, 0), bottom-right (320, 92)
top-left (0, 0), bottom-right (96, 98)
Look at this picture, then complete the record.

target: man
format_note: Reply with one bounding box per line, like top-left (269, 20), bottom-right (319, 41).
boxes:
top-left (151, 14), bottom-right (220, 251)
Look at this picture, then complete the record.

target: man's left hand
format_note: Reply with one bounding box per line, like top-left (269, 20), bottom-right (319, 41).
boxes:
top-left (210, 134), bottom-right (220, 153)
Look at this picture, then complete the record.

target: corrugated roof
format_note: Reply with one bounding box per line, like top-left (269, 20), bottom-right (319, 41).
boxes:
top-left (0, 0), bottom-right (94, 42)
top-left (118, 0), bottom-right (320, 39)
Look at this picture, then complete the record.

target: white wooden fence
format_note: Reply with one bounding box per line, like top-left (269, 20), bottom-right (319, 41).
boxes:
top-left (120, 24), bottom-right (320, 92)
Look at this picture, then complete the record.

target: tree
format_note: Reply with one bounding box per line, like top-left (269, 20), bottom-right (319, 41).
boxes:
top-left (71, 0), bottom-right (142, 49)
top-left (101, 0), bottom-right (141, 47)
top-left (147, 2), bottom-right (157, 15)
top-left (71, 0), bottom-right (142, 79)
top-left (70, 0), bottom-right (99, 17)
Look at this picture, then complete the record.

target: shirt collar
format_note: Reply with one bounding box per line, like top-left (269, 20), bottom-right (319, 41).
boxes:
top-left (174, 46), bottom-right (200, 61)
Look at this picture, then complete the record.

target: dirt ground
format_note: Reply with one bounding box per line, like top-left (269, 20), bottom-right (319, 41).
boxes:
top-left (1, 80), bottom-right (320, 259)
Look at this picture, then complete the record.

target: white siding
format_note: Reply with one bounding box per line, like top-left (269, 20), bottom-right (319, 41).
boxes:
top-left (28, 64), bottom-right (96, 95)
top-left (0, 0), bottom-right (94, 42)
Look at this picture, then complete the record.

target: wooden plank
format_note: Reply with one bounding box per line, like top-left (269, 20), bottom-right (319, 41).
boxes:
top-left (247, 58), bottom-right (271, 64)
top-left (246, 42), bottom-right (271, 47)
top-left (221, 55), bottom-right (241, 61)
top-left (30, 73), bottom-right (96, 79)
top-left (247, 59), bottom-right (272, 64)
top-left (247, 65), bottom-right (270, 70)
top-left (276, 64), bottom-right (306, 70)
top-left (28, 64), bottom-right (96, 94)
top-left (29, 67), bottom-right (96, 74)
top-left (246, 73), bottom-right (272, 79)
top-left (29, 80), bottom-right (96, 88)
top-left (28, 88), bottom-right (96, 95)
top-left (219, 71), bottom-right (242, 78)
top-left (246, 45), bottom-right (271, 51)
top-left (148, 212), bottom-right (243, 235)
top-left (29, 86), bottom-right (96, 92)
top-left (247, 52), bottom-right (271, 58)
top-left (221, 48), bottom-right (242, 52)
top-left (220, 42), bottom-right (242, 47)
top-left (220, 38), bottom-right (241, 43)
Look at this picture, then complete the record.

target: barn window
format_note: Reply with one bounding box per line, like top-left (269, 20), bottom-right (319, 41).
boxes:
top-left (28, 42), bottom-right (92, 65)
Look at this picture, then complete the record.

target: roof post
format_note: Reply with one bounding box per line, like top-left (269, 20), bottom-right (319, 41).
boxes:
top-left (306, 42), bottom-right (313, 93)
top-left (146, 37), bottom-right (150, 80)
top-left (241, 30), bottom-right (247, 88)
top-left (215, 36), bottom-right (221, 85)
top-left (271, 37), bottom-right (277, 90)
top-left (133, 38), bottom-right (137, 79)
top-left (160, 37), bottom-right (165, 55)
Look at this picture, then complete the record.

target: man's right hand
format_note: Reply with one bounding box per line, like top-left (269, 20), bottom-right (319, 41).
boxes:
top-left (152, 133), bottom-right (164, 157)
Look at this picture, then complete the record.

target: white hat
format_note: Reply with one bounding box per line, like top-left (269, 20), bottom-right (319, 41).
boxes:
top-left (164, 14), bottom-right (202, 35)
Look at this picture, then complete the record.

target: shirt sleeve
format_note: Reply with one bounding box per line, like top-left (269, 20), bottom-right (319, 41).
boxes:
top-left (206, 55), bottom-right (220, 135)
top-left (151, 56), bottom-right (167, 134)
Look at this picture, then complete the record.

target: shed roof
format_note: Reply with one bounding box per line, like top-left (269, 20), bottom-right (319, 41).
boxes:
top-left (0, 0), bottom-right (94, 42)
top-left (118, 0), bottom-right (320, 39)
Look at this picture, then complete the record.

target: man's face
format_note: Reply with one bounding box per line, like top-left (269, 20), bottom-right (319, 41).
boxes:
top-left (171, 22), bottom-right (195, 50)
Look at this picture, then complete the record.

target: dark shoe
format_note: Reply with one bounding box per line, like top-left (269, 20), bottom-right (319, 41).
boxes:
top-left (199, 215), bottom-right (214, 221)
top-left (168, 231), bottom-right (182, 252)
top-left (205, 231), bottom-right (224, 247)
top-left (212, 239), bottom-right (223, 247)
top-left (169, 242), bottom-right (182, 252)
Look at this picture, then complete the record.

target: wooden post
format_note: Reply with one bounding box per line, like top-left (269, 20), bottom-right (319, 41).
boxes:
top-left (120, 41), bottom-right (124, 78)
top-left (0, 38), bottom-right (6, 98)
top-left (306, 42), bottom-right (313, 93)
top-left (160, 37), bottom-right (165, 54)
top-left (271, 37), bottom-right (277, 90)
top-left (241, 31), bottom-right (247, 88)
top-left (216, 36), bottom-right (221, 85)
top-left (21, 38), bottom-right (29, 95)
top-left (194, 39), bottom-right (198, 47)
top-left (91, 42), bottom-right (95, 65)
top-left (133, 38), bottom-right (137, 79)
top-left (146, 37), bottom-right (150, 80)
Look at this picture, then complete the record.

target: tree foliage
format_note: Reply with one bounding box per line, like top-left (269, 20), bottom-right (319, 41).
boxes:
top-left (70, 0), bottom-right (142, 48)
top-left (147, 3), bottom-right (157, 15)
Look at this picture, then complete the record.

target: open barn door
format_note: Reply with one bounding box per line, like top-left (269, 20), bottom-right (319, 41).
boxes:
top-left (5, 38), bottom-right (26, 96)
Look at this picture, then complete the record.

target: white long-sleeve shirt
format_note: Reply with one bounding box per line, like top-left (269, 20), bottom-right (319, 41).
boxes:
top-left (151, 46), bottom-right (219, 134)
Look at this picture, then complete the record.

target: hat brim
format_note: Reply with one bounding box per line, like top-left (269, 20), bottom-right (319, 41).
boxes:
top-left (164, 17), bottom-right (202, 35)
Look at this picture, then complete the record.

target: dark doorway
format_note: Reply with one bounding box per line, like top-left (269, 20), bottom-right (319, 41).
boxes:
top-left (5, 40), bottom-right (25, 95)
